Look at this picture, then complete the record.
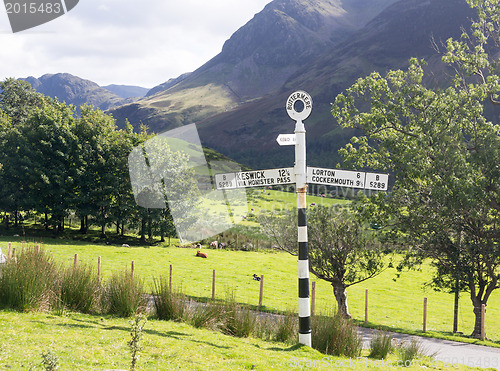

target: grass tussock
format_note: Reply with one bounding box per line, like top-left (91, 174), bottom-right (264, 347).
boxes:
top-left (152, 277), bottom-right (186, 322)
top-left (395, 338), bottom-right (428, 366)
top-left (102, 269), bottom-right (146, 317)
top-left (187, 300), bottom-right (226, 330)
top-left (221, 299), bottom-right (257, 338)
top-left (312, 312), bottom-right (362, 357)
top-left (0, 247), bottom-right (59, 311)
top-left (59, 263), bottom-right (100, 314)
top-left (368, 330), bottom-right (393, 359)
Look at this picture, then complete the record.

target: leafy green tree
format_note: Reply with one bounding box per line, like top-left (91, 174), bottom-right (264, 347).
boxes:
top-left (259, 205), bottom-right (386, 318)
top-left (332, 1), bottom-right (500, 335)
top-left (20, 98), bottom-right (77, 232)
top-left (0, 78), bottom-right (43, 126)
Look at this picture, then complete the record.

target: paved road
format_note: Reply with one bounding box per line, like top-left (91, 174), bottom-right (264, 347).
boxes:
top-left (359, 328), bottom-right (500, 370)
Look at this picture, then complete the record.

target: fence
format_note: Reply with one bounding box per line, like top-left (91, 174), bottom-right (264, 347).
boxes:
top-left (0, 242), bottom-right (492, 340)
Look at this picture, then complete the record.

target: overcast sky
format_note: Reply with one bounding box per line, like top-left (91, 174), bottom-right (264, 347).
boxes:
top-left (0, 0), bottom-right (271, 89)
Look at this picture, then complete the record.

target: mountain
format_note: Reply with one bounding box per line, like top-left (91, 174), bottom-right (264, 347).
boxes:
top-left (22, 73), bottom-right (140, 111)
top-left (197, 0), bottom-right (476, 169)
top-left (102, 84), bottom-right (149, 99)
top-left (108, 0), bottom-right (400, 133)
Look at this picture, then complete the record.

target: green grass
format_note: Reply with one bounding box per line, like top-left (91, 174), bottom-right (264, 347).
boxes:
top-left (2, 236), bottom-right (499, 347)
top-left (0, 310), bottom-right (488, 370)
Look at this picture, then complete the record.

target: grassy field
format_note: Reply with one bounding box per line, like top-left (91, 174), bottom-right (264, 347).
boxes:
top-left (1, 236), bottom-right (499, 348)
top-left (0, 311), bottom-right (490, 370)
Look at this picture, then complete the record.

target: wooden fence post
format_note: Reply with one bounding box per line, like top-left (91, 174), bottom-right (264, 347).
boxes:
top-left (311, 281), bottom-right (316, 317)
top-left (423, 297), bottom-right (428, 333)
top-left (259, 275), bottom-right (264, 307)
top-left (131, 261), bottom-right (135, 281)
top-left (7, 242), bottom-right (11, 262)
top-left (169, 264), bottom-right (173, 291)
top-left (481, 304), bottom-right (486, 340)
top-left (212, 269), bottom-right (216, 299)
top-left (73, 253), bottom-right (78, 271)
top-left (97, 256), bottom-right (101, 284)
top-left (365, 289), bottom-right (369, 325)
top-left (11, 248), bottom-right (15, 260)
top-left (35, 245), bottom-right (40, 254)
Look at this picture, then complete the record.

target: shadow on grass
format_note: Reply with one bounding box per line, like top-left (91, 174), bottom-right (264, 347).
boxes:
top-left (266, 344), bottom-right (304, 352)
top-left (61, 315), bottom-right (231, 349)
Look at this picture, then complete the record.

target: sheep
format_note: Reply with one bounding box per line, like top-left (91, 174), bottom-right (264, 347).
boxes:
top-left (196, 250), bottom-right (208, 258)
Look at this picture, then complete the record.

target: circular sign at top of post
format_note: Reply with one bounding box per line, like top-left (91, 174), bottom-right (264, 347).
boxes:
top-left (286, 90), bottom-right (313, 122)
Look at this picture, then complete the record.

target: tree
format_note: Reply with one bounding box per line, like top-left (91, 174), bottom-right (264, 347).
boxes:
top-left (332, 2), bottom-right (500, 336)
top-left (259, 205), bottom-right (386, 318)
top-left (20, 98), bottom-right (77, 232)
top-left (0, 78), bottom-right (43, 126)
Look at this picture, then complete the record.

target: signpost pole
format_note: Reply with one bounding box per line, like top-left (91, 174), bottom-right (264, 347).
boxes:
top-left (287, 91), bottom-right (313, 347)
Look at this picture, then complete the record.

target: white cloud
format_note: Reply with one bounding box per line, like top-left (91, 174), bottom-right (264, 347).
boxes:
top-left (0, 0), bottom-right (271, 88)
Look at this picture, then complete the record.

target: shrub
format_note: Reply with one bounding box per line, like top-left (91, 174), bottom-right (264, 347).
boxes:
top-left (368, 330), bottom-right (393, 359)
top-left (128, 315), bottom-right (147, 371)
top-left (59, 263), bottom-right (100, 313)
top-left (152, 277), bottom-right (186, 321)
top-left (312, 313), bottom-right (362, 357)
top-left (0, 247), bottom-right (59, 311)
top-left (103, 269), bottom-right (146, 317)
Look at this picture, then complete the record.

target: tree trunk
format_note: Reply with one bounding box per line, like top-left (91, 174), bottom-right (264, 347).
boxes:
top-left (471, 300), bottom-right (484, 339)
top-left (140, 218), bottom-right (146, 243)
top-left (332, 283), bottom-right (351, 319)
top-left (80, 216), bottom-right (87, 234)
top-left (453, 277), bottom-right (459, 333)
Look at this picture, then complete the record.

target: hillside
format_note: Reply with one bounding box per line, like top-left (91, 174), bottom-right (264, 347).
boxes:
top-left (196, 0), bottom-right (476, 169)
top-left (108, 0), bottom-right (400, 134)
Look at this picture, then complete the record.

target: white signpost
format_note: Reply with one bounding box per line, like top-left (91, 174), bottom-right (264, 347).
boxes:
top-left (215, 168), bottom-right (295, 190)
top-left (307, 167), bottom-right (388, 191)
top-left (214, 90), bottom-right (389, 347)
top-left (276, 133), bottom-right (296, 146)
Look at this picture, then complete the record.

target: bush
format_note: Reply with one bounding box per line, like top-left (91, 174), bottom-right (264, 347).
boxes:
top-left (0, 247), bottom-right (59, 311)
top-left (103, 269), bottom-right (146, 317)
top-left (59, 263), bottom-right (100, 313)
top-left (368, 330), bottom-right (393, 359)
top-left (152, 277), bottom-right (186, 321)
top-left (312, 313), bottom-right (362, 357)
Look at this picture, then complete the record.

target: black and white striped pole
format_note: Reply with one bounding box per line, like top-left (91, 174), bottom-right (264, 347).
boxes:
top-left (286, 91), bottom-right (313, 346)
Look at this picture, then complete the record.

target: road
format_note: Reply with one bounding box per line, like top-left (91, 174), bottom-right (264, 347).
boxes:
top-left (359, 328), bottom-right (500, 370)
